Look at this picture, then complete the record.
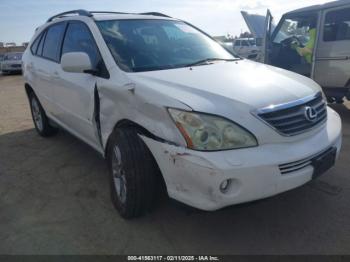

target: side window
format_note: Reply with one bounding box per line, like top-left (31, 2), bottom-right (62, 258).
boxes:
top-left (42, 23), bottom-right (66, 61)
top-left (30, 33), bottom-right (42, 54)
top-left (324, 8), bottom-right (350, 42)
top-left (37, 31), bottom-right (46, 56)
top-left (241, 40), bottom-right (249, 46)
top-left (234, 40), bottom-right (241, 47)
top-left (62, 22), bottom-right (101, 69)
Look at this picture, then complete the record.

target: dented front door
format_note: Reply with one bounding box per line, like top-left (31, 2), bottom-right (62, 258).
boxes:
top-left (53, 21), bottom-right (101, 148)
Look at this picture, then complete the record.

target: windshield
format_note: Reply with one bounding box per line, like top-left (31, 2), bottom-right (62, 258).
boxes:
top-left (4, 53), bottom-right (22, 61)
top-left (97, 19), bottom-right (237, 72)
top-left (273, 15), bottom-right (317, 45)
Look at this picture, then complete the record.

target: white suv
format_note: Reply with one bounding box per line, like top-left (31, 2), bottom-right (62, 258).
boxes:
top-left (23, 10), bottom-right (342, 218)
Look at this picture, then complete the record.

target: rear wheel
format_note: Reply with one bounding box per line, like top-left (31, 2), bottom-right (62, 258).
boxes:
top-left (29, 92), bottom-right (58, 137)
top-left (107, 128), bottom-right (160, 218)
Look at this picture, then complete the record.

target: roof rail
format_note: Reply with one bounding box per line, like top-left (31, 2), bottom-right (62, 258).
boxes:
top-left (139, 12), bottom-right (171, 18)
top-left (47, 9), bottom-right (92, 22)
top-left (46, 10), bottom-right (171, 23)
top-left (89, 11), bottom-right (131, 15)
top-left (91, 11), bottom-right (171, 18)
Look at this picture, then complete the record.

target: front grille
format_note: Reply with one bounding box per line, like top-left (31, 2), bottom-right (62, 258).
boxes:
top-left (279, 156), bottom-right (313, 175)
top-left (11, 64), bottom-right (21, 68)
top-left (257, 93), bottom-right (327, 136)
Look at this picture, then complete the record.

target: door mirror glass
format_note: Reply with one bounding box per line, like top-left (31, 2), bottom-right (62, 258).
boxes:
top-left (61, 52), bottom-right (93, 73)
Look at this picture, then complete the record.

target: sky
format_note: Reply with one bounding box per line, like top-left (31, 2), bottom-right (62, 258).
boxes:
top-left (0, 0), bottom-right (330, 45)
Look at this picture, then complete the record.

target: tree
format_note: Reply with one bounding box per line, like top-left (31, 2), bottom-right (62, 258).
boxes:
top-left (239, 31), bottom-right (254, 38)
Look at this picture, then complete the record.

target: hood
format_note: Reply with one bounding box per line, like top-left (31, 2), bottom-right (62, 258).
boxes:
top-left (127, 60), bottom-right (321, 112)
top-left (240, 11), bottom-right (277, 39)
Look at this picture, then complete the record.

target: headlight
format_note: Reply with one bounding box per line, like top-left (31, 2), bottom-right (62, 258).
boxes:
top-left (168, 108), bottom-right (258, 151)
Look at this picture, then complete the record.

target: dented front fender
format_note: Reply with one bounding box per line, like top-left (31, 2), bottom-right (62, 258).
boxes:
top-left (96, 71), bottom-right (190, 153)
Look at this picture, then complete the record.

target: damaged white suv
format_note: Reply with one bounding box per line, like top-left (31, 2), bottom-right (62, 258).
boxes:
top-left (23, 10), bottom-right (342, 218)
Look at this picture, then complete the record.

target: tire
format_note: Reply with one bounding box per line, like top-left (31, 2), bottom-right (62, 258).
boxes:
top-left (107, 128), bottom-right (160, 218)
top-left (29, 92), bottom-right (58, 137)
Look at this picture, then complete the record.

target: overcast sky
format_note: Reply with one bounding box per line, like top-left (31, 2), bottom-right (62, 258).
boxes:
top-left (0, 0), bottom-right (330, 44)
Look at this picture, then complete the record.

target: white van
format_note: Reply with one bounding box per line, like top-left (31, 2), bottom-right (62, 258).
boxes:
top-left (233, 38), bottom-right (261, 60)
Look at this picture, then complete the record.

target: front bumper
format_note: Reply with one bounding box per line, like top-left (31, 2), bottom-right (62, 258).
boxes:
top-left (1, 64), bottom-right (22, 72)
top-left (141, 107), bottom-right (342, 211)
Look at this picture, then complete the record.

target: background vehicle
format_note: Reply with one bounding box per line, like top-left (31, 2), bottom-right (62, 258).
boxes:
top-left (0, 54), bottom-right (4, 72)
top-left (23, 10), bottom-right (341, 219)
top-left (1, 52), bottom-right (23, 74)
top-left (233, 37), bottom-right (261, 60)
top-left (219, 41), bottom-right (234, 52)
top-left (242, 0), bottom-right (350, 103)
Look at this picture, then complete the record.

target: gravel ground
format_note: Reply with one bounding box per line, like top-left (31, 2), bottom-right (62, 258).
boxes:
top-left (0, 74), bottom-right (350, 255)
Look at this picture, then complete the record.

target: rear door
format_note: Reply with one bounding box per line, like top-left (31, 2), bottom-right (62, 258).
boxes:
top-left (314, 5), bottom-right (350, 88)
top-left (34, 22), bottom-right (66, 114)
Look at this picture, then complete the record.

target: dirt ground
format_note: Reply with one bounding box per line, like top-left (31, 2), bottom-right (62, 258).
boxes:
top-left (0, 74), bottom-right (350, 255)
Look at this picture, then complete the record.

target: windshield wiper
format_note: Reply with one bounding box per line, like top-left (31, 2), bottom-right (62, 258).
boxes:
top-left (185, 58), bottom-right (239, 67)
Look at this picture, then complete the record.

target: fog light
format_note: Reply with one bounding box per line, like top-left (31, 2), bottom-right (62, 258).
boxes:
top-left (220, 179), bottom-right (232, 193)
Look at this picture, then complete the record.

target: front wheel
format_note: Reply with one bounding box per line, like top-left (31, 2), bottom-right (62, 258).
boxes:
top-left (29, 92), bottom-right (58, 137)
top-left (107, 128), bottom-right (160, 219)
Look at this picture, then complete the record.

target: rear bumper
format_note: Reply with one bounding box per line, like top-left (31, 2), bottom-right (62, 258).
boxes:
top-left (141, 107), bottom-right (342, 211)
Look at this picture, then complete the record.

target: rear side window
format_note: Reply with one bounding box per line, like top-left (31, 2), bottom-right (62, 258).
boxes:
top-left (241, 40), bottom-right (249, 46)
top-left (37, 31), bottom-right (46, 56)
top-left (61, 22), bottom-right (107, 76)
top-left (30, 34), bottom-right (42, 54)
top-left (234, 40), bottom-right (241, 46)
top-left (324, 8), bottom-right (350, 42)
top-left (42, 23), bottom-right (66, 61)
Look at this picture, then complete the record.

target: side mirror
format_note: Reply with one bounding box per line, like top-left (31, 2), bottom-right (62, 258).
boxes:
top-left (61, 52), bottom-right (93, 74)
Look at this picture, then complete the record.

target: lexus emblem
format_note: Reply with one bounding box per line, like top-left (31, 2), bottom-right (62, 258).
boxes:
top-left (304, 106), bottom-right (318, 122)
